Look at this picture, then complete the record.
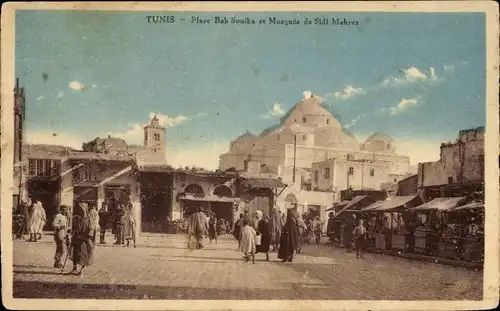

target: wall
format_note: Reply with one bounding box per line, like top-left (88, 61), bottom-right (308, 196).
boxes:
top-left (397, 175), bottom-right (418, 196)
top-left (135, 148), bottom-right (167, 166)
top-left (418, 137), bottom-right (484, 187)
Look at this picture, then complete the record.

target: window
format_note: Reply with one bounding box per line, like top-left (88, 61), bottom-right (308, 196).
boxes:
top-left (144, 131), bottom-right (148, 142)
top-left (326, 119), bottom-right (330, 124)
top-left (277, 134), bottom-right (280, 141)
top-left (448, 176), bottom-right (453, 184)
top-left (346, 154), bottom-right (354, 161)
top-left (302, 117), bottom-right (307, 123)
top-left (314, 171), bottom-right (319, 184)
top-left (29, 159), bottom-right (59, 177)
top-left (36, 159), bottom-right (44, 176)
top-left (370, 168), bottom-right (375, 177)
top-left (303, 135), bottom-right (307, 140)
top-left (324, 168), bottom-right (330, 179)
top-left (28, 159), bottom-right (36, 176)
top-left (348, 167), bottom-right (354, 175)
top-left (387, 143), bottom-right (391, 149)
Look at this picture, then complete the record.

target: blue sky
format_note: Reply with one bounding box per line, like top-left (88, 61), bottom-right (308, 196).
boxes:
top-left (16, 11), bottom-right (486, 169)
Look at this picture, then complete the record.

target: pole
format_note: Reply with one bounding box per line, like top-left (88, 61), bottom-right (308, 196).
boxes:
top-left (361, 162), bottom-right (364, 190)
top-left (292, 135), bottom-right (297, 183)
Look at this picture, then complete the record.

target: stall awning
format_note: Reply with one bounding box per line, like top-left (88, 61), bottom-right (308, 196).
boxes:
top-left (326, 200), bottom-right (350, 211)
top-left (412, 197), bottom-right (467, 211)
top-left (452, 201), bottom-right (484, 211)
top-left (241, 178), bottom-right (285, 189)
top-left (180, 194), bottom-right (237, 203)
top-left (371, 195), bottom-right (422, 212)
top-left (362, 200), bottom-right (385, 212)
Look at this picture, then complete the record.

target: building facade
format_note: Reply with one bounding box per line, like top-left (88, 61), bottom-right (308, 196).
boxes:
top-left (311, 158), bottom-right (389, 192)
top-left (418, 127), bottom-right (485, 188)
top-left (219, 92), bottom-right (411, 186)
top-left (11, 78), bottom-right (26, 209)
top-left (82, 116), bottom-right (167, 166)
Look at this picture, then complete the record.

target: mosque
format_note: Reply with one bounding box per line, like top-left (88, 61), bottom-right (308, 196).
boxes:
top-left (219, 91), bottom-right (412, 217)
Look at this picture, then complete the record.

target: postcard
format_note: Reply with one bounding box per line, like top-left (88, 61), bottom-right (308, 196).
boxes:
top-left (1, 1), bottom-right (499, 310)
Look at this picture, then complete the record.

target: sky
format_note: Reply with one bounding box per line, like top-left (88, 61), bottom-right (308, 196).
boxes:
top-left (16, 11), bottom-right (486, 170)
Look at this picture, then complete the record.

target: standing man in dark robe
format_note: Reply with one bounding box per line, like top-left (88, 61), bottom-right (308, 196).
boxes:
top-left (98, 202), bottom-right (109, 244)
top-left (233, 213), bottom-right (244, 248)
top-left (278, 210), bottom-right (299, 262)
top-left (68, 202), bottom-right (94, 275)
top-left (255, 210), bottom-right (270, 261)
top-left (343, 213), bottom-right (356, 252)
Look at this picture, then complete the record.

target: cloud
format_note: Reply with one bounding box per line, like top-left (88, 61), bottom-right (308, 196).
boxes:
top-left (344, 114), bottom-right (365, 129)
top-left (385, 97), bottom-right (420, 116)
top-left (69, 80), bottom-right (85, 91)
top-left (261, 103), bottom-right (286, 119)
top-left (92, 84), bottom-right (98, 88)
top-left (57, 91), bottom-right (64, 99)
top-left (303, 90), bottom-right (313, 99)
top-left (36, 96), bottom-right (44, 101)
top-left (167, 140), bottom-right (230, 170)
top-left (333, 85), bottom-right (366, 100)
top-left (24, 130), bottom-right (86, 150)
top-left (381, 66), bottom-right (440, 87)
top-left (148, 112), bottom-right (188, 128)
top-left (443, 64), bottom-right (455, 72)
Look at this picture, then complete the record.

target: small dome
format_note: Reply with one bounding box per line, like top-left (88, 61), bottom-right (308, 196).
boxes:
top-left (365, 132), bottom-right (394, 143)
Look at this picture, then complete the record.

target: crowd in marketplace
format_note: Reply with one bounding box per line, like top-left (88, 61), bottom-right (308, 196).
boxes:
top-left (12, 187), bottom-right (484, 275)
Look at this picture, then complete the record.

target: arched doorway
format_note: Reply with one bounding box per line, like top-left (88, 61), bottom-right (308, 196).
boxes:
top-left (213, 185), bottom-right (234, 198)
top-left (184, 184), bottom-right (204, 197)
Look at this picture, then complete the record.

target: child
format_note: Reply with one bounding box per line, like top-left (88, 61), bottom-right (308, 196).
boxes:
top-left (239, 218), bottom-right (256, 263)
top-left (353, 218), bottom-right (367, 259)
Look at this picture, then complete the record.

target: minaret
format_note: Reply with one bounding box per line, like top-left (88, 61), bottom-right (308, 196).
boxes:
top-left (143, 115), bottom-right (166, 161)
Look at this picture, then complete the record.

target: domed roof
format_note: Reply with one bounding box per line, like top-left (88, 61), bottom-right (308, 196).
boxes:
top-left (259, 124), bottom-right (282, 137)
top-left (234, 131), bottom-right (258, 142)
top-left (280, 93), bottom-right (334, 122)
top-left (313, 126), bottom-right (360, 150)
top-left (365, 132), bottom-right (394, 143)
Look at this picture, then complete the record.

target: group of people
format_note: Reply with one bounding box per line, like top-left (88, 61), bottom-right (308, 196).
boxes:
top-left (97, 201), bottom-right (137, 247)
top-left (13, 199), bottom-right (47, 242)
top-left (14, 198), bottom-right (139, 276)
top-left (326, 212), bottom-right (367, 259)
top-left (231, 208), bottom-right (309, 263)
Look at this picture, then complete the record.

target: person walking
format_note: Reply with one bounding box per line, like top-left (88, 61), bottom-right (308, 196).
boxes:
top-left (239, 218), bottom-right (256, 263)
top-left (343, 214), bottom-right (356, 252)
top-left (278, 210), bottom-right (299, 263)
top-left (188, 207), bottom-right (207, 249)
top-left (233, 213), bottom-right (244, 248)
top-left (296, 213), bottom-right (307, 254)
top-left (268, 208), bottom-right (283, 252)
top-left (98, 202), bottom-right (109, 244)
top-left (208, 214), bottom-right (218, 244)
top-left (326, 212), bottom-right (336, 243)
top-left (114, 204), bottom-right (125, 245)
top-left (28, 201), bottom-right (43, 242)
top-left (52, 205), bottom-right (70, 268)
top-left (123, 203), bottom-right (137, 248)
top-left (255, 210), bottom-right (270, 261)
top-left (35, 201), bottom-right (47, 240)
top-left (68, 202), bottom-right (94, 276)
top-left (353, 218), bottom-right (367, 259)
top-left (88, 204), bottom-right (100, 245)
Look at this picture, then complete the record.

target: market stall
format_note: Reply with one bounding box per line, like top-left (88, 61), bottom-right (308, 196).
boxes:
top-left (363, 196), bottom-right (423, 253)
top-left (448, 201), bottom-right (484, 262)
top-left (336, 196), bottom-right (376, 246)
top-left (410, 197), bottom-right (466, 256)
